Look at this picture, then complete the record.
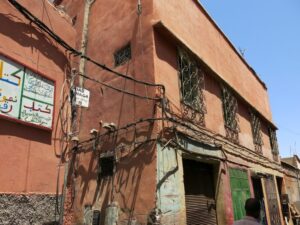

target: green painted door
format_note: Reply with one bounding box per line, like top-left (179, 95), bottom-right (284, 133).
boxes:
top-left (229, 168), bottom-right (251, 221)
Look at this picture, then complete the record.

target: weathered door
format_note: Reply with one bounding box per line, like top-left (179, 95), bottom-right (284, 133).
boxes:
top-left (183, 159), bottom-right (217, 225)
top-left (264, 176), bottom-right (282, 225)
top-left (229, 168), bottom-right (251, 221)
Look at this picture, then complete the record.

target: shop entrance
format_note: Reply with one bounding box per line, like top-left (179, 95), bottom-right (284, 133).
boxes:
top-left (183, 159), bottom-right (217, 225)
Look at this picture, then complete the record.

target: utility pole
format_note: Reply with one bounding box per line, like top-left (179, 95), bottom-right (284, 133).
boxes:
top-left (60, 1), bottom-right (95, 224)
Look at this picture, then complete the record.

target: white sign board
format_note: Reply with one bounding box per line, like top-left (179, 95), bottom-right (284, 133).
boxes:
top-left (75, 87), bottom-right (90, 108)
top-left (0, 55), bottom-right (55, 129)
top-left (0, 56), bottom-right (24, 119)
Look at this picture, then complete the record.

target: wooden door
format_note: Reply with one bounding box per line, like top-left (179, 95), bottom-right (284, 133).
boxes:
top-left (264, 176), bottom-right (282, 225)
top-left (229, 168), bottom-right (251, 221)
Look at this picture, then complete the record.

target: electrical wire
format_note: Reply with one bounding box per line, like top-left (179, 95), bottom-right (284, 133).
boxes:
top-left (8, 0), bottom-right (78, 53)
top-left (77, 73), bottom-right (161, 101)
top-left (7, 0), bottom-right (165, 92)
top-left (78, 117), bottom-right (168, 145)
top-left (8, 0), bottom-right (287, 208)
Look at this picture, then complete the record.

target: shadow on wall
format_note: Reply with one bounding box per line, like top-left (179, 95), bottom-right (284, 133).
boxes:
top-left (0, 13), bottom-right (73, 146)
top-left (73, 124), bottom-right (156, 224)
top-left (0, 13), bottom-right (70, 72)
top-left (0, 118), bottom-right (52, 144)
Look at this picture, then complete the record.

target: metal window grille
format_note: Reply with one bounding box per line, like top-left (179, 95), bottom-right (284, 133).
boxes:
top-left (268, 127), bottom-right (279, 161)
top-left (221, 86), bottom-right (239, 143)
top-left (250, 111), bottom-right (263, 153)
top-left (114, 44), bottom-right (131, 67)
top-left (177, 49), bottom-right (206, 126)
top-left (178, 49), bottom-right (205, 113)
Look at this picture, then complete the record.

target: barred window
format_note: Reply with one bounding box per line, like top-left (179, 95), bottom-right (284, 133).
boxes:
top-left (250, 111), bottom-right (263, 153)
top-left (269, 127), bottom-right (279, 161)
top-left (178, 49), bottom-right (205, 113)
top-left (114, 44), bottom-right (131, 67)
top-left (221, 86), bottom-right (239, 142)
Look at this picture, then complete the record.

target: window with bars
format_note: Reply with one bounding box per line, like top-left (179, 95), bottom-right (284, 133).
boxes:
top-left (269, 127), bottom-right (279, 161)
top-left (221, 86), bottom-right (239, 142)
top-left (114, 44), bottom-right (131, 67)
top-left (250, 111), bottom-right (263, 153)
top-left (178, 49), bottom-right (205, 113)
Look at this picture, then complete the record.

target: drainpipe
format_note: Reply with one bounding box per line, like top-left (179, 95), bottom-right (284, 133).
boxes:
top-left (79, 0), bottom-right (95, 87)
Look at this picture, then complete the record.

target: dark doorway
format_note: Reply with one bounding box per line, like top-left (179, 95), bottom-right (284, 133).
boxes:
top-left (252, 177), bottom-right (268, 225)
top-left (276, 177), bottom-right (283, 196)
top-left (183, 159), bottom-right (217, 225)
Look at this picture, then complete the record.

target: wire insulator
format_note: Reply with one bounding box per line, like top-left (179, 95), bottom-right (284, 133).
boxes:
top-left (137, 0), bottom-right (142, 15)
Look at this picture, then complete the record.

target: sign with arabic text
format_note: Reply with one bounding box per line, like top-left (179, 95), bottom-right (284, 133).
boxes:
top-left (75, 87), bottom-right (90, 108)
top-left (0, 55), bottom-right (55, 129)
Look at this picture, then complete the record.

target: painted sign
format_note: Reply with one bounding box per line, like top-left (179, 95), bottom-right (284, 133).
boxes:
top-left (75, 87), bottom-right (90, 108)
top-left (0, 55), bottom-right (54, 129)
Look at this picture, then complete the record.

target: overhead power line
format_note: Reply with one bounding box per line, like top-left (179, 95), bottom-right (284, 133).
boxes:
top-left (7, 0), bottom-right (165, 91)
top-left (78, 73), bottom-right (161, 101)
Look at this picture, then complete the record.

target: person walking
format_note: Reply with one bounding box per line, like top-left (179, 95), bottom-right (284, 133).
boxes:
top-left (233, 198), bottom-right (262, 225)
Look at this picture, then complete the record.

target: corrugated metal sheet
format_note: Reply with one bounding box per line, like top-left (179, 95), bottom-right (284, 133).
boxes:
top-left (185, 195), bottom-right (217, 225)
top-left (183, 159), bottom-right (217, 225)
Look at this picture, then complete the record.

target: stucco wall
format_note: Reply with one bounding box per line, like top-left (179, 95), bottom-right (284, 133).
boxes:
top-left (153, 0), bottom-right (273, 123)
top-left (0, 1), bottom-right (75, 193)
top-left (59, 0), bottom-right (159, 224)
top-left (153, 30), bottom-right (275, 158)
top-left (284, 175), bottom-right (300, 204)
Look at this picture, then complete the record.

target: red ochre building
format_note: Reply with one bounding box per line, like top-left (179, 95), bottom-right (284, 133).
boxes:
top-left (0, 1), bottom-right (288, 225)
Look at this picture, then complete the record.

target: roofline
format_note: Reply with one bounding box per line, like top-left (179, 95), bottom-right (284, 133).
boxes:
top-left (194, 0), bottom-right (267, 90)
top-left (281, 160), bottom-right (299, 171)
top-left (153, 21), bottom-right (277, 129)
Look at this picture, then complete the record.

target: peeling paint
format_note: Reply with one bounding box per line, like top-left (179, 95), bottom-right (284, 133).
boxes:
top-left (156, 143), bottom-right (182, 224)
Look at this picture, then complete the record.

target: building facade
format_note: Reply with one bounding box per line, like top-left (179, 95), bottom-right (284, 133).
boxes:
top-left (0, 0), bottom-right (286, 225)
top-left (0, 1), bottom-right (75, 224)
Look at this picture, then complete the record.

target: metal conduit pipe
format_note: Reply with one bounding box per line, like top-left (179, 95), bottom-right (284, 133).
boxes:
top-left (79, 0), bottom-right (95, 87)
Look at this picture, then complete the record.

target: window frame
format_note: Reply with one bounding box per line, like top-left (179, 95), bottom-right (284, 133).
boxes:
top-left (250, 110), bottom-right (263, 153)
top-left (177, 48), bottom-right (205, 114)
top-left (221, 85), bottom-right (239, 143)
top-left (114, 43), bottom-right (132, 67)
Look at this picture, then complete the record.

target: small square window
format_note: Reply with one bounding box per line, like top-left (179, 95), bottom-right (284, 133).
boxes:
top-left (114, 44), bottom-right (131, 67)
top-left (98, 154), bottom-right (115, 178)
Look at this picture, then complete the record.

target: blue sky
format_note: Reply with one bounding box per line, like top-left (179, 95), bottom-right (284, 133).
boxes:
top-left (200, 0), bottom-right (300, 157)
